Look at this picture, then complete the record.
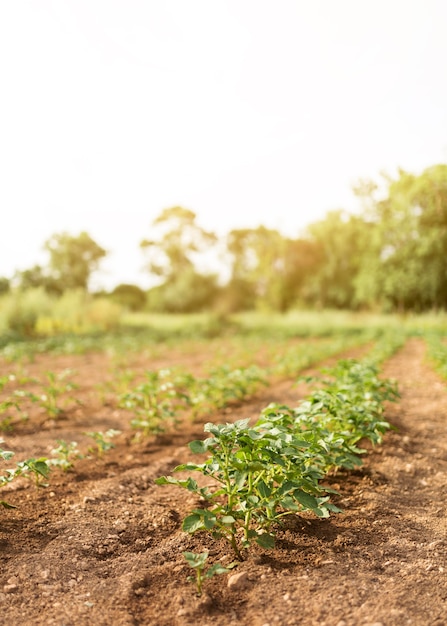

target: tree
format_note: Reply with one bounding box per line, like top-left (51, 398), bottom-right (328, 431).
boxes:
top-left (303, 211), bottom-right (370, 309)
top-left (227, 227), bottom-right (289, 310)
top-left (141, 207), bottom-right (217, 280)
top-left (0, 277), bottom-right (10, 295)
top-left (226, 226), bottom-right (321, 311)
top-left (141, 207), bottom-right (219, 312)
top-left (354, 165), bottom-right (447, 311)
top-left (110, 284), bottom-right (147, 311)
top-left (44, 232), bottom-right (107, 293)
top-left (15, 265), bottom-right (52, 293)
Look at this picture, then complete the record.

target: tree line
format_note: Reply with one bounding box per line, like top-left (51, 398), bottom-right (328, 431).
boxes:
top-left (2, 164), bottom-right (447, 313)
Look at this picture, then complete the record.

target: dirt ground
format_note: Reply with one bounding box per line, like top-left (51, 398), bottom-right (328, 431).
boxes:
top-left (0, 338), bottom-right (446, 626)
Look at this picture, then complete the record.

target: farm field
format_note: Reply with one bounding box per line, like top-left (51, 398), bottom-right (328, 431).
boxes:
top-left (0, 317), bottom-right (446, 626)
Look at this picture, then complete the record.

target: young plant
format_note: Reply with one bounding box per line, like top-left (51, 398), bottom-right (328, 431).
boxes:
top-left (189, 365), bottom-right (267, 417)
top-left (18, 458), bottom-right (51, 487)
top-left (37, 369), bottom-right (79, 418)
top-left (85, 429), bottom-right (121, 457)
top-left (157, 358), bottom-right (398, 559)
top-left (0, 441), bottom-right (17, 508)
top-left (48, 439), bottom-right (83, 471)
top-left (157, 418), bottom-right (339, 558)
top-left (183, 551), bottom-right (231, 595)
top-left (119, 369), bottom-right (190, 437)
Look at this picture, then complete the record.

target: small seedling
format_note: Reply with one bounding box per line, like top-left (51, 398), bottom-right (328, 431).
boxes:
top-left (183, 551), bottom-right (231, 596)
top-left (17, 458), bottom-right (51, 488)
top-left (0, 440), bottom-right (16, 508)
top-left (85, 429), bottom-right (121, 457)
top-left (48, 440), bottom-right (83, 471)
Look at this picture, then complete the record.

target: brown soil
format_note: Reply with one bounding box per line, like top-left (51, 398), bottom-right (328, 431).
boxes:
top-left (1, 338), bottom-right (446, 626)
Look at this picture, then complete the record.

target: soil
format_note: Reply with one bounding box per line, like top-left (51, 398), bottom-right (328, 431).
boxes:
top-left (0, 338), bottom-right (446, 626)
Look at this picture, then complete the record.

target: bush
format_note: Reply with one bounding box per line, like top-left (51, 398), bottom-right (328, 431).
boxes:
top-left (0, 289), bottom-right (122, 338)
top-left (1, 288), bottom-right (54, 337)
top-left (110, 284), bottom-right (146, 311)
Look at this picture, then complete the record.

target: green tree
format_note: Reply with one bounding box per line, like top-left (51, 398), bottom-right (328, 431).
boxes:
top-left (354, 165), bottom-right (447, 311)
top-left (44, 232), bottom-right (107, 293)
top-left (227, 227), bottom-right (287, 311)
top-left (141, 207), bottom-right (217, 279)
top-left (110, 284), bottom-right (147, 311)
top-left (15, 265), bottom-right (54, 293)
top-left (141, 207), bottom-right (218, 312)
top-left (303, 211), bottom-right (369, 309)
top-left (226, 226), bottom-right (322, 311)
top-left (0, 277), bottom-right (11, 295)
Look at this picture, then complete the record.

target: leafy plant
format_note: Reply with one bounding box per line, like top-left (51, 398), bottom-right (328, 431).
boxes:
top-left (183, 551), bottom-right (231, 595)
top-left (85, 429), bottom-right (121, 457)
top-left (118, 369), bottom-right (190, 437)
top-left (36, 369), bottom-right (79, 418)
top-left (16, 458), bottom-right (51, 488)
top-left (14, 369), bottom-right (80, 419)
top-left (0, 441), bottom-right (16, 508)
top-left (48, 439), bottom-right (83, 471)
top-left (157, 357), bottom-right (398, 559)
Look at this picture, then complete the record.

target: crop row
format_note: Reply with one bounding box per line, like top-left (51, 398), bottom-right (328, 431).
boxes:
top-left (157, 352), bottom-right (400, 566)
top-left (0, 331), bottom-right (404, 509)
top-left (426, 334), bottom-right (447, 380)
top-left (0, 332), bottom-right (376, 435)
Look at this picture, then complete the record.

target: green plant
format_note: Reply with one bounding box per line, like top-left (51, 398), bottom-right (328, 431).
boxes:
top-left (119, 369), bottom-right (190, 437)
top-left (38, 369), bottom-right (79, 418)
top-left (158, 417), bottom-right (339, 558)
top-left (0, 441), bottom-right (16, 508)
top-left (48, 440), bottom-right (83, 471)
top-left (189, 365), bottom-right (268, 417)
top-left (85, 429), bottom-right (121, 457)
top-left (183, 551), bottom-right (231, 596)
top-left (17, 458), bottom-right (51, 488)
top-left (157, 357), bottom-right (399, 559)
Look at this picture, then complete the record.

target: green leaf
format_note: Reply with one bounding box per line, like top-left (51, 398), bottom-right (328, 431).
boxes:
top-left (294, 490), bottom-right (319, 510)
top-left (234, 471), bottom-right (247, 491)
top-left (205, 563), bottom-right (229, 578)
top-left (182, 514), bottom-right (205, 533)
top-left (256, 533), bottom-right (275, 549)
top-left (183, 551), bottom-right (208, 569)
top-left (189, 440), bottom-right (207, 454)
top-left (256, 480), bottom-right (271, 498)
top-left (0, 500), bottom-right (17, 509)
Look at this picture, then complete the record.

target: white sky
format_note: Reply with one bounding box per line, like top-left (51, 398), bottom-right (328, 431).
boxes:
top-left (1, 0), bottom-right (447, 289)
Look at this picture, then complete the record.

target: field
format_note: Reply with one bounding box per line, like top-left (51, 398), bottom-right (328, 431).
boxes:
top-left (0, 312), bottom-right (446, 626)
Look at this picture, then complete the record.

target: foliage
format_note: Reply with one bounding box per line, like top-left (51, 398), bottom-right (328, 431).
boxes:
top-left (110, 283), bottom-right (147, 311)
top-left (141, 206), bottom-right (217, 278)
top-left (48, 440), bottom-right (83, 471)
top-left (354, 165), bottom-right (447, 311)
top-left (0, 277), bottom-right (10, 295)
top-left (157, 357), bottom-right (398, 558)
top-left (17, 369), bottom-right (79, 419)
top-left (118, 370), bottom-right (190, 437)
top-left (85, 429), bottom-right (121, 457)
top-left (146, 268), bottom-right (219, 313)
top-left (303, 211), bottom-right (369, 309)
top-left (44, 231), bottom-right (107, 293)
top-left (183, 551), bottom-right (231, 595)
top-left (1, 288), bottom-right (54, 337)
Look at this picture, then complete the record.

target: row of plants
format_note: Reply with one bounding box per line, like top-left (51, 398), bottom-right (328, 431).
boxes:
top-left (156, 352), bottom-right (400, 589)
top-left (0, 332), bottom-right (374, 435)
top-left (425, 333), bottom-right (447, 380)
top-left (0, 316), bottom-right (384, 362)
top-left (111, 332), bottom-right (379, 438)
top-left (0, 429), bottom-right (120, 508)
top-left (0, 332), bottom-right (405, 511)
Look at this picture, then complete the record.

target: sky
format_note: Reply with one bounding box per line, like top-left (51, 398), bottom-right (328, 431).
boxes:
top-left (1, 0), bottom-right (447, 289)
